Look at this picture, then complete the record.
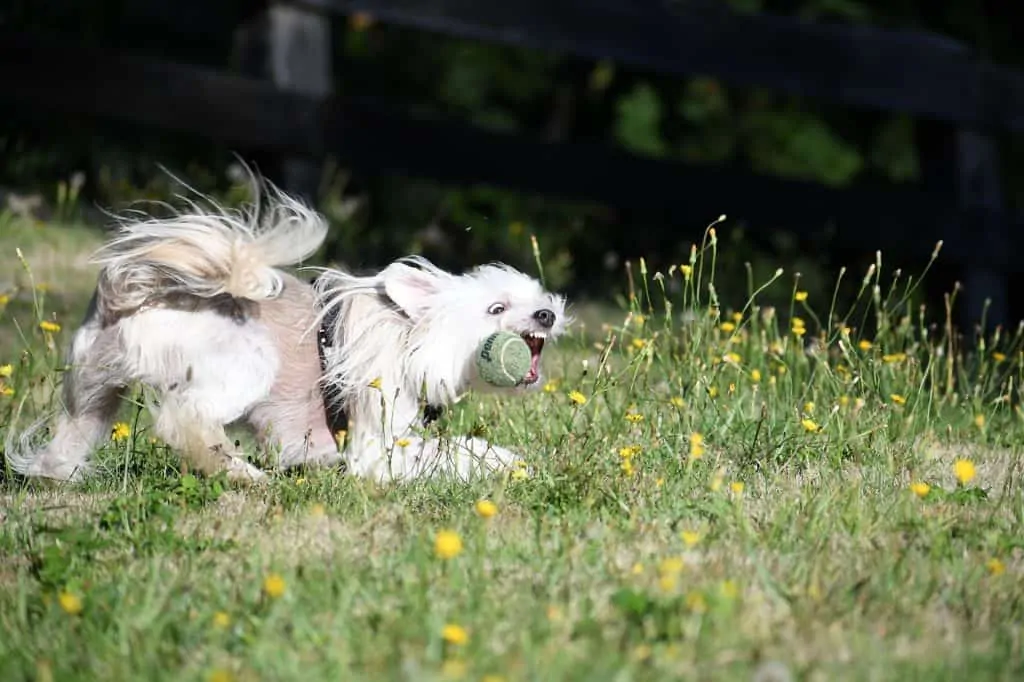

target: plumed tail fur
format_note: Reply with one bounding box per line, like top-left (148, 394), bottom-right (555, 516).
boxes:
top-left (93, 180), bottom-right (328, 315)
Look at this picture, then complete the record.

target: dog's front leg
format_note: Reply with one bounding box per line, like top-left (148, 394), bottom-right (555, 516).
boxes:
top-left (344, 434), bottom-right (520, 483)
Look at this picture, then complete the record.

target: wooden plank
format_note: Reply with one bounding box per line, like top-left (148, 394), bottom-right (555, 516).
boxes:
top-left (0, 31), bottom-right (1019, 272)
top-left (292, 0), bottom-right (1024, 133)
top-left (0, 32), bottom-right (327, 157)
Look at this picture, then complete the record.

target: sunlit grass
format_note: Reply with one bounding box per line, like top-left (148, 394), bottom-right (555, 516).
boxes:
top-left (1, 214), bottom-right (1022, 681)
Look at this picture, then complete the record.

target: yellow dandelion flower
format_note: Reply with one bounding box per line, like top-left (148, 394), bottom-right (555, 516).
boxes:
top-left (620, 459), bottom-right (636, 477)
top-left (212, 611), bottom-right (231, 629)
top-left (708, 386), bottom-right (718, 398)
top-left (58, 591), bottom-right (83, 615)
top-left (631, 338), bottom-right (647, 350)
top-left (0, 294), bottom-right (9, 306)
top-left (568, 390), bottom-right (587, 405)
top-left (731, 311), bottom-right (743, 323)
top-left (110, 422), bottom-right (131, 441)
top-left (670, 396), bottom-right (685, 408)
top-left (368, 377), bottom-right (382, 389)
top-left (839, 395), bottom-right (850, 407)
top-left (440, 660), bottom-right (467, 679)
top-left (730, 481), bottom-right (745, 495)
top-left (39, 321), bottom-right (61, 333)
top-left (987, 558), bottom-right (1006, 576)
top-left (910, 482), bottom-right (930, 498)
top-left (724, 351), bottom-right (741, 364)
top-left (207, 669), bottom-right (234, 682)
top-left (794, 290), bottom-right (808, 302)
top-left (803, 401), bottom-right (815, 414)
top-left (511, 460), bottom-right (529, 481)
top-left (974, 414), bottom-right (985, 429)
top-left (689, 432), bottom-right (705, 460)
top-left (858, 340), bottom-right (873, 351)
top-left (883, 352), bottom-right (907, 363)
top-left (474, 499), bottom-right (498, 519)
top-left (262, 573), bottom-right (286, 599)
top-left (680, 531), bottom-right (701, 548)
top-left (750, 369), bottom-right (761, 383)
top-left (801, 418), bottom-right (820, 433)
top-left (685, 591), bottom-right (708, 613)
top-left (0, 385), bottom-right (13, 397)
top-left (434, 529), bottom-right (463, 559)
top-left (954, 459), bottom-right (976, 485)
top-left (890, 394), bottom-right (906, 405)
top-left (720, 321), bottom-right (736, 333)
top-left (441, 623), bottom-right (469, 645)
top-left (791, 316), bottom-right (806, 329)
top-left (791, 325), bottom-right (806, 337)
top-left (658, 574), bottom-right (678, 592)
top-left (631, 562), bottom-right (644, 575)
top-left (658, 556), bottom-right (685, 577)
top-left (625, 413), bottom-right (644, 423)
top-left (680, 265), bottom-right (693, 280)
top-left (992, 352), bottom-right (1007, 363)
top-left (0, 364), bottom-right (11, 377)
top-left (543, 380), bottom-right (558, 393)
top-left (656, 477), bottom-right (665, 487)
top-left (395, 438), bottom-right (411, 448)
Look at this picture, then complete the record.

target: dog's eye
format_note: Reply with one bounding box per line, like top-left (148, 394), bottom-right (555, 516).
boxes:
top-left (487, 303), bottom-right (506, 315)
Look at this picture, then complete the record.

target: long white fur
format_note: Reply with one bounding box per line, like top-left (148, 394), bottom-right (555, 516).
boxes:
top-left (4, 180), bottom-right (333, 484)
top-left (312, 256), bottom-right (568, 481)
top-left (4, 176), bottom-right (569, 485)
top-left (93, 181), bottom-right (327, 314)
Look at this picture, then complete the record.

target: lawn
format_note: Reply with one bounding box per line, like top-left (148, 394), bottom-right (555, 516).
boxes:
top-left (1, 213), bottom-right (1022, 682)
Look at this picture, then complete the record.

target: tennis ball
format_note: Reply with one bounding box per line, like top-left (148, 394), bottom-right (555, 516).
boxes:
top-left (476, 332), bottom-right (532, 387)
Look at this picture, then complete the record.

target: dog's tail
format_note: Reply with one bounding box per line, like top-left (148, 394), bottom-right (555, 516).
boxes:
top-left (92, 182), bottom-right (328, 314)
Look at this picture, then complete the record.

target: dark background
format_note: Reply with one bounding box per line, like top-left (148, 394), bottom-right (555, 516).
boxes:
top-left (3, 0), bottom-right (1024, 326)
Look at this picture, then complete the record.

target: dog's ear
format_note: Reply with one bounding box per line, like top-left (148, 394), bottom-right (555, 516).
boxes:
top-left (383, 263), bottom-right (437, 320)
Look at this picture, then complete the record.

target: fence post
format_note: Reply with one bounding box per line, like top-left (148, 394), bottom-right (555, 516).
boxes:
top-left (956, 130), bottom-right (1008, 333)
top-left (234, 1), bottom-right (332, 203)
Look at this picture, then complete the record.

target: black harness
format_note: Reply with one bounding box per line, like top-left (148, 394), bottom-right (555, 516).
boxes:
top-left (314, 290), bottom-right (445, 434)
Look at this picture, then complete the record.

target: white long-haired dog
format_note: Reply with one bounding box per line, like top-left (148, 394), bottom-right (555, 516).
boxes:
top-left (4, 182), bottom-right (567, 484)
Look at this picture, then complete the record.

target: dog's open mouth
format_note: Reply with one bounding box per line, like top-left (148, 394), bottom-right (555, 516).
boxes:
top-left (521, 332), bottom-right (545, 385)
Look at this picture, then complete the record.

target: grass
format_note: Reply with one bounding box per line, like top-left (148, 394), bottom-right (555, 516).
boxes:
top-left (1, 212), bottom-right (1023, 682)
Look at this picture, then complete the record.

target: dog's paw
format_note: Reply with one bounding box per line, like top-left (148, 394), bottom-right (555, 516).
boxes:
top-left (223, 456), bottom-right (268, 485)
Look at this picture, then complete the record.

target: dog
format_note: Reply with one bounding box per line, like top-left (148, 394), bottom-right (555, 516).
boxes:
top-left (4, 181), bottom-right (567, 484)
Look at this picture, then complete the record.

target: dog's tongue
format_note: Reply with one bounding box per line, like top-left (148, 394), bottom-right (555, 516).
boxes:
top-left (523, 351), bottom-right (541, 384)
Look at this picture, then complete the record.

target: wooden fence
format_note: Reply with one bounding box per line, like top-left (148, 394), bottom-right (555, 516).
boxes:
top-left (2, 1), bottom-right (1022, 328)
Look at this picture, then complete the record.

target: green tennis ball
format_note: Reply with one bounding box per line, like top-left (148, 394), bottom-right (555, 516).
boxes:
top-left (476, 332), bottom-right (532, 387)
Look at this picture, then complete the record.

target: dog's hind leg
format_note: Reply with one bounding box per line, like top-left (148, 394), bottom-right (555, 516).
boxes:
top-left (124, 308), bottom-right (281, 484)
top-left (6, 294), bottom-right (126, 482)
top-left (151, 397), bottom-right (266, 483)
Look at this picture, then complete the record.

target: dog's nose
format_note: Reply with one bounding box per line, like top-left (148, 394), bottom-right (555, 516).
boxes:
top-left (533, 308), bottom-right (556, 328)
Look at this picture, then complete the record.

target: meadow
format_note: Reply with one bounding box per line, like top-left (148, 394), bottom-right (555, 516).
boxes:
top-left (1, 208), bottom-right (1022, 682)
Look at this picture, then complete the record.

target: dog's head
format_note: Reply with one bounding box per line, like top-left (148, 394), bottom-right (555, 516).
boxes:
top-left (381, 257), bottom-right (568, 392)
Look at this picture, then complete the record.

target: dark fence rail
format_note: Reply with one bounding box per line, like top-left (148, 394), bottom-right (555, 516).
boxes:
top-left (0, 2), bottom-right (1021, 327)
